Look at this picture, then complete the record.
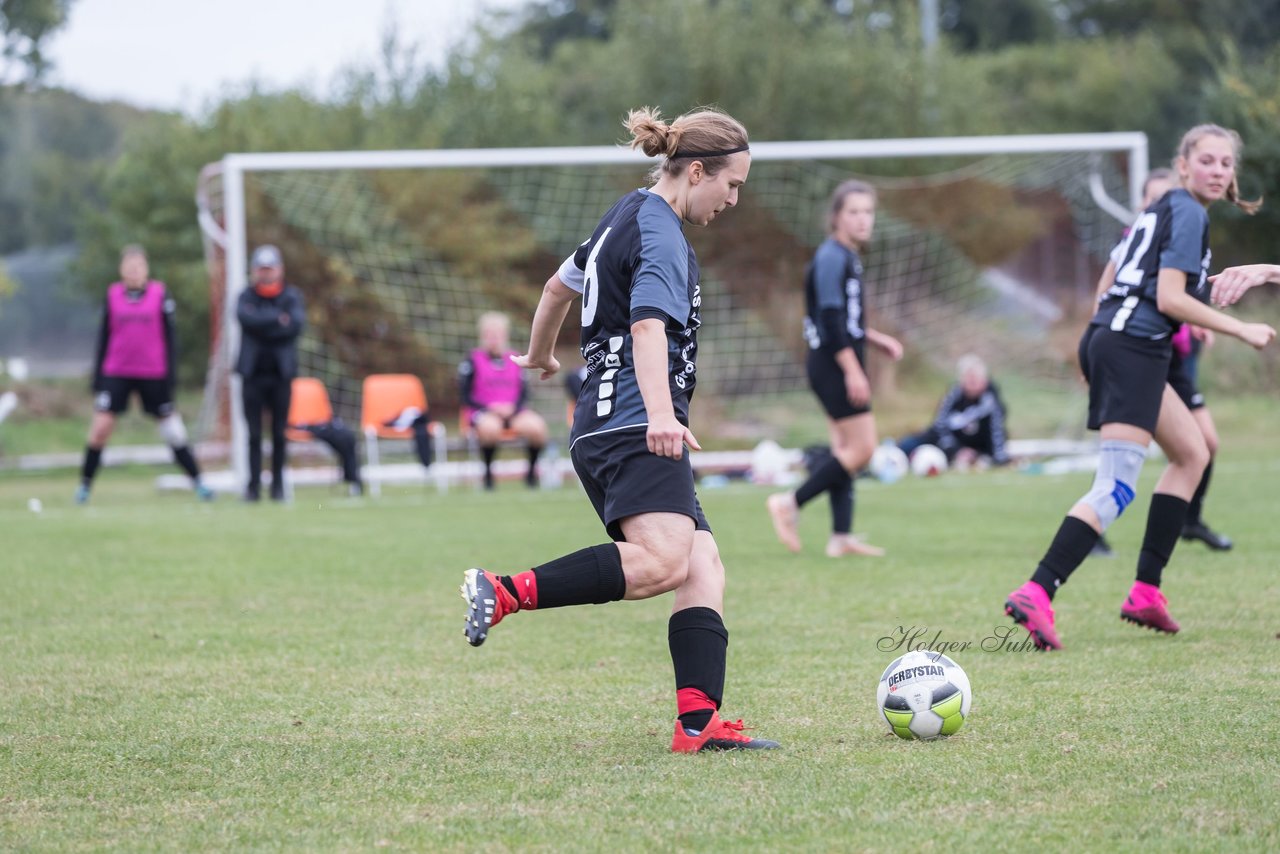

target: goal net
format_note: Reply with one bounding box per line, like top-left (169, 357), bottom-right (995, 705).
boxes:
top-left (195, 134), bottom-right (1147, 485)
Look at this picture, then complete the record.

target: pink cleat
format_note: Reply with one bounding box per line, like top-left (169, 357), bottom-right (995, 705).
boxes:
top-left (1004, 580), bottom-right (1062, 651)
top-left (1120, 581), bottom-right (1180, 634)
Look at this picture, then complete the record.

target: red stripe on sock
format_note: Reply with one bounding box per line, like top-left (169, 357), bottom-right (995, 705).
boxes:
top-left (510, 569), bottom-right (538, 610)
top-left (676, 687), bottom-right (716, 716)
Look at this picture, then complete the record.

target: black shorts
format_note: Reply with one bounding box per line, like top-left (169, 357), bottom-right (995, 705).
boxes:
top-left (94, 376), bottom-right (173, 417)
top-left (1078, 325), bottom-right (1170, 433)
top-left (807, 346), bottom-right (870, 420)
top-left (1167, 350), bottom-right (1205, 410)
top-left (570, 427), bottom-right (711, 542)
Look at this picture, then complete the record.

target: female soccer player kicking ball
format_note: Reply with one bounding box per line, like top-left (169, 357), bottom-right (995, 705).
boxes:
top-left (460, 106), bottom-right (779, 752)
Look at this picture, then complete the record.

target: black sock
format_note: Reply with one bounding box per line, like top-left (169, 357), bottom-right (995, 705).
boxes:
top-left (670, 607), bottom-right (728, 732)
top-left (172, 445), bottom-right (201, 479)
top-left (81, 446), bottom-right (103, 485)
top-left (482, 445), bottom-right (496, 475)
top-left (1187, 459), bottom-right (1213, 525)
top-left (1030, 516), bottom-right (1100, 600)
top-left (1136, 493), bottom-right (1190, 588)
top-left (795, 456), bottom-right (851, 508)
top-left (503, 543), bottom-right (626, 609)
top-left (526, 445), bottom-right (542, 483)
top-left (829, 476), bottom-right (854, 535)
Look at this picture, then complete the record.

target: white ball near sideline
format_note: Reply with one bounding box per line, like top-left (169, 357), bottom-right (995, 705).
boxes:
top-left (910, 444), bottom-right (948, 477)
top-left (869, 443), bottom-right (909, 484)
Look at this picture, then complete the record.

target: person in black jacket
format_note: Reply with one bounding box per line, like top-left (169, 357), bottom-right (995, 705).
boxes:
top-left (897, 354), bottom-right (1010, 468)
top-left (237, 244), bottom-right (306, 501)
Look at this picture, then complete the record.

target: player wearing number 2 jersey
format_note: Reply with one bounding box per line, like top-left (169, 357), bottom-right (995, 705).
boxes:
top-left (458, 105), bottom-right (779, 752)
top-left (1097, 168), bottom-right (1234, 553)
top-left (1003, 124), bottom-right (1276, 651)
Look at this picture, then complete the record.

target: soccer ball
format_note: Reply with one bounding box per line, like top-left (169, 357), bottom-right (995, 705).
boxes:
top-left (869, 443), bottom-right (909, 484)
top-left (876, 650), bottom-right (971, 740)
top-left (909, 444), bottom-right (948, 477)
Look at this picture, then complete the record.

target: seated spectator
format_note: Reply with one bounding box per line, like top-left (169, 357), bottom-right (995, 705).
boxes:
top-left (897, 354), bottom-right (1010, 468)
top-left (459, 312), bottom-right (548, 489)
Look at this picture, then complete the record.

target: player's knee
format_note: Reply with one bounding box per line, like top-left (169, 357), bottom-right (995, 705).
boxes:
top-left (832, 444), bottom-right (864, 472)
top-left (1081, 439), bottom-right (1147, 531)
top-left (157, 413), bottom-right (189, 447)
top-left (1081, 477), bottom-right (1134, 531)
top-left (646, 551), bottom-right (690, 594)
top-left (88, 417), bottom-right (114, 446)
top-left (1183, 439), bottom-right (1210, 477)
top-left (688, 552), bottom-right (725, 597)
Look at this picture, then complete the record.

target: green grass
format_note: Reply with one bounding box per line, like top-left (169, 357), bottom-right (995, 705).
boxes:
top-left (2, 448), bottom-right (1279, 851)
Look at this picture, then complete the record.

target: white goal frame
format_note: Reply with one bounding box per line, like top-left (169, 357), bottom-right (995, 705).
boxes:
top-left (198, 132), bottom-right (1147, 490)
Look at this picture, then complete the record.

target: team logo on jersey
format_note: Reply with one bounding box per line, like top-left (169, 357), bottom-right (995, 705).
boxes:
top-left (846, 277), bottom-right (864, 337)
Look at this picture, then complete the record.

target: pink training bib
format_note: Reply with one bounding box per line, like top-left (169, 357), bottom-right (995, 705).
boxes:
top-left (467, 349), bottom-right (523, 410)
top-left (101, 282), bottom-right (168, 379)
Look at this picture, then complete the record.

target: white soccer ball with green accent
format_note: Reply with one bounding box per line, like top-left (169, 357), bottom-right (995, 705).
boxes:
top-left (876, 650), bottom-right (971, 740)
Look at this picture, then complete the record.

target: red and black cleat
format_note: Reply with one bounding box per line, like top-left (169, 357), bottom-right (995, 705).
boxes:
top-left (461, 568), bottom-right (518, 647)
top-left (670, 711), bottom-right (781, 753)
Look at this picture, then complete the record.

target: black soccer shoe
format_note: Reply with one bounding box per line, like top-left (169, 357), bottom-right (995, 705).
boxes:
top-left (1181, 521), bottom-right (1233, 551)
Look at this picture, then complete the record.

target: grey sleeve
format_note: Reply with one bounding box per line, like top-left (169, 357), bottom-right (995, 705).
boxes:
top-left (1159, 195), bottom-right (1207, 274)
top-left (812, 242), bottom-right (849, 310)
top-left (630, 202), bottom-right (689, 323)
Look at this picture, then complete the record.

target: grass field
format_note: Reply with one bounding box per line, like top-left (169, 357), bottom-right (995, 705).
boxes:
top-left (3, 441), bottom-right (1279, 851)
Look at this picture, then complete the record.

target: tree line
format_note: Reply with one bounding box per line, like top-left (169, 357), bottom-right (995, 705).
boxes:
top-left (2, 0), bottom-right (1277, 386)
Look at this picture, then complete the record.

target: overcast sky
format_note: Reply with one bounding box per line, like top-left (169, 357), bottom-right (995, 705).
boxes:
top-left (43, 0), bottom-right (530, 114)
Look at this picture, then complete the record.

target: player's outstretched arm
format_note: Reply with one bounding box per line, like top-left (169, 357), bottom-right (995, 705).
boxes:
top-left (1208, 263), bottom-right (1280, 307)
top-left (513, 273), bottom-right (577, 380)
top-left (1156, 268), bottom-right (1277, 350)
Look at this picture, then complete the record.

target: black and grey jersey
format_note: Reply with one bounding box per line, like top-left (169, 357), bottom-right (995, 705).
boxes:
top-left (557, 188), bottom-right (701, 447)
top-left (930, 381), bottom-right (1009, 463)
top-left (1094, 188), bottom-right (1210, 340)
top-left (803, 237), bottom-right (865, 355)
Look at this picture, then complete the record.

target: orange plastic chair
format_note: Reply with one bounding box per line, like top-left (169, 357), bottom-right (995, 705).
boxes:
top-left (286, 377), bottom-right (335, 443)
top-left (360, 374), bottom-right (446, 495)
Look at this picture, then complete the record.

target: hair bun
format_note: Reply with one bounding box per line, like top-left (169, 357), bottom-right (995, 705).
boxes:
top-left (625, 107), bottom-right (676, 158)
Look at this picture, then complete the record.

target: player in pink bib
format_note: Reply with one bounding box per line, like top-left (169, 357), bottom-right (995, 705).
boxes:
top-left (76, 245), bottom-right (211, 503)
top-left (458, 312), bottom-right (548, 489)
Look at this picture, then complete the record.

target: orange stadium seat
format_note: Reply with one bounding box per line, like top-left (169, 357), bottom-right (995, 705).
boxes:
top-left (285, 377), bottom-right (334, 443)
top-left (360, 373), bottom-right (446, 495)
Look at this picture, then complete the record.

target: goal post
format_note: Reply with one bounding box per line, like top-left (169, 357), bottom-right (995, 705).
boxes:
top-left (196, 132), bottom-right (1148, 491)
